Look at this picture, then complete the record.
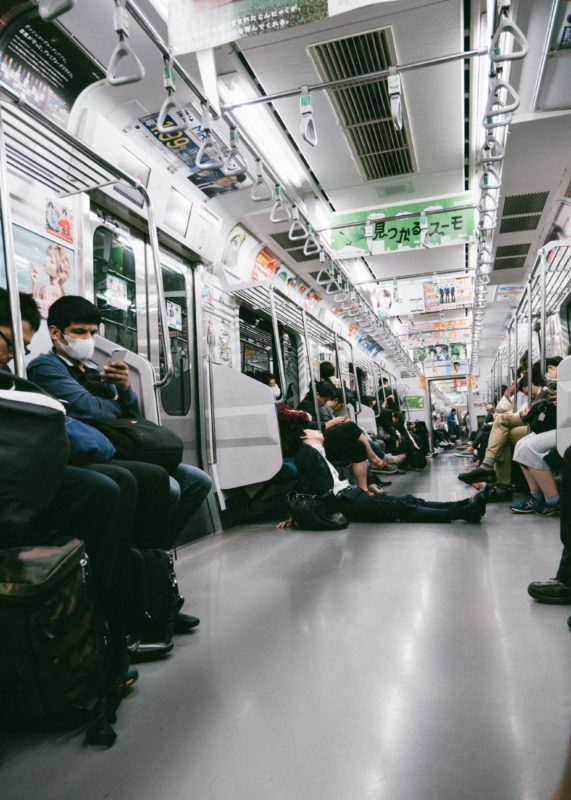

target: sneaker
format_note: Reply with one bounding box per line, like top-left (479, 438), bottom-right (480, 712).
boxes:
top-left (367, 484), bottom-right (385, 495)
top-left (510, 497), bottom-right (537, 514)
top-left (385, 453), bottom-right (406, 466)
top-left (534, 504), bottom-right (560, 517)
top-left (369, 463), bottom-right (397, 474)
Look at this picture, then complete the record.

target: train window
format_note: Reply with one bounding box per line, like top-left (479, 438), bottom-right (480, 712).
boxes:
top-left (281, 330), bottom-right (299, 406)
top-left (93, 226), bottom-right (138, 351)
top-left (159, 266), bottom-right (191, 416)
top-left (239, 306), bottom-right (274, 376)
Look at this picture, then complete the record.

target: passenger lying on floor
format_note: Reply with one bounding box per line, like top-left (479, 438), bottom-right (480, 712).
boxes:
top-left (276, 424), bottom-right (486, 528)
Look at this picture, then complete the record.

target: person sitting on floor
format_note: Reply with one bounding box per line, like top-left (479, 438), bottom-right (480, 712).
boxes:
top-left (276, 423), bottom-right (486, 528)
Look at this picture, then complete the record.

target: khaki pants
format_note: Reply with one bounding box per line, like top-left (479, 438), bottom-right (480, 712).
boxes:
top-left (486, 413), bottom-right (529, 484)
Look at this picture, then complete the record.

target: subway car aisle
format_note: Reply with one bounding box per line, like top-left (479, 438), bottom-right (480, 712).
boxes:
top-left (1, 454), bottom-right (570, 800)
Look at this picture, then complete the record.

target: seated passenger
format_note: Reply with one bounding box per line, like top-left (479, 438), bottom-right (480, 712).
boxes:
top-left (457, 363), bottom-right (558, 499)
top-left (0, 288), bottom-right (136, 685)
top-left (276, 424), bottom-right (486, 528)
top-left (527, 445), bottom-right (571, 626)
top-left (27, 295), bottom-right (213, 633)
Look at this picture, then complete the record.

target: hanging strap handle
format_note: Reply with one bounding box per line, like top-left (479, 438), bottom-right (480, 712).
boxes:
top-left (270, 184), bottom-right (291, 223)
top-left (479, 164), bottom-right (501, 191)
top-left (107, 0), bottom-right (145, 87)
top-left (490, 10), bottom-right (529, 63)
top-left (288, 204), bottom-right (308, 240)
top-left (223, 127), bottom-right (248, 177)
top-left (486, 78), bottom-right (520, 117)
top-left (38, 0), bottom-right (75, 21)
top-left (387, 68), bottom-right (403, 132)
top-left (249, 159), bottom-right (273, 202)
top-left (299, 86), bottom-right (318, 146)
top-left (196, 103), bottom-right (225, 169)
top-left (479, 134), bottom-right (505, 163)
top-left (156, 56), bottom-right (188, 134)
top-left (303, 223), bottom-right (320, 256)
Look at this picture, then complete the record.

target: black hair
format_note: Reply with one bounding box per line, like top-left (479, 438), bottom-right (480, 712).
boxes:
top-left (545, 356), bottom-right (562, 368)
top-left (278, 421), bottom-right (307, 456)
top-left (382, 377), bottom-right (389, 385)
top-left (251, 371), bottom-right (276, 386)
top-left (47, 296), bottom-right (101, 331)
top-left (314, 381), bottom-right (336, 400)
top-left (517, 374), bottom-right (529, 393)
top-left (319, 361), bottom-right (336, 380)
top-left (501, 385), bottom-right (508, 395)
top-left (0, 287), bottom-right (41, 332)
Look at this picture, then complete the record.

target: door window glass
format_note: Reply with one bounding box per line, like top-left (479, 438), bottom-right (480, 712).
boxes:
top-left (93, 226), bottom-right (138, 351)
top-left (159, 266), bottom-right (191, 416)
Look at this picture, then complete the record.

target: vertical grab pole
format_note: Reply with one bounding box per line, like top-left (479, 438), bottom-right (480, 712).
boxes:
top-left (540, 251), bottom-right (547, 377)
top-left (333, 333), bottom-right (347, 407)
top-left (302, 309), bottom-right (321, 431)
top-left (0, 105), bottom-right (26, 377)
top-left (527, 282), bottom-right (533, 399)
top-left (350, 344), bottom-right (362, 413)
top-left (507, 326), bottom-right (512, 396)
top-left (374, 361), bottom-right (383, 416)
top-left (268, 286), bottom-right (287, 400)
top-left (513, 313), bottom-right (518, 391)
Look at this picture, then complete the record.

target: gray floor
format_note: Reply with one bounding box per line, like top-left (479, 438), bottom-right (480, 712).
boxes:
top-left (2, 453), bottom-right (570, 800)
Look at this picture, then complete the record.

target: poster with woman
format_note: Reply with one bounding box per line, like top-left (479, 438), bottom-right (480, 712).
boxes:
top-left (1, 225), bottom-right (75, 318)
top-left (45, 198), bottom-right (74, 244)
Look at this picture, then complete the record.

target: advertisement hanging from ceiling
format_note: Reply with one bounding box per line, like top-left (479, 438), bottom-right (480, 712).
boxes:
top-left (168, 0), bottom-right (398, 54)
top-left (422, 275), bottom-right (472, 313)
top-left (0, 1), bottom-right (104, 125)
top-left (395, 318), bottom-right (472, 347)
top-left (495, 284), bottom-right (524, 304)
top-left (330, 193), bottom-right (474, 259)
top-left (372, 279), bottom-right (426, 317)
top-left (412, 343), bottom-right (468, 363)
top-left (138, 111), bottom-right (252, 197)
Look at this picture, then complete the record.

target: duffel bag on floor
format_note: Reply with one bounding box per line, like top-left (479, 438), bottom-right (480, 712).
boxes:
top-left (0, 539), bottom-right (120, 741)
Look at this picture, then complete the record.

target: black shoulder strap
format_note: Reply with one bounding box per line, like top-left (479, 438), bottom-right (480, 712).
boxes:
top-left (0, 370), bottom-right (51, 396)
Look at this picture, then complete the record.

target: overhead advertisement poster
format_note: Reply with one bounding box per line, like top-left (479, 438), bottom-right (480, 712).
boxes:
top-left (138, 111), bottom-right (252, 198)
top-left (372, 279), bottom-right (425, 318)
top-left (329, 193), bottom-right (474, 259)
top-left (168, 0), bottom-right (399, 54)
top-left (0, 0), bottom-right (104, 125)
top-left (422, 275), bottom-right (472, 313)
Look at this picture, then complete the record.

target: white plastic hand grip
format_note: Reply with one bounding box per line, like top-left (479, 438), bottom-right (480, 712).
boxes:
top-left (38, 0), bottom-right (75, 21)
top-left (107, 41), bottom-right (146, 87)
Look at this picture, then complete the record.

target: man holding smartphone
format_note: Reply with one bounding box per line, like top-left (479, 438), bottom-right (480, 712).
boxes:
top-left (28, 295), bottom-right (212, 636)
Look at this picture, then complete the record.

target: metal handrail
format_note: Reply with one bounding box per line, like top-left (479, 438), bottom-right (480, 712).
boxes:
top-left (0, 105), bottom-right (25, 377)
top-left (268, 286), bottom-right (287, 401)
top-left (302, 309), bottom-right (321, 431)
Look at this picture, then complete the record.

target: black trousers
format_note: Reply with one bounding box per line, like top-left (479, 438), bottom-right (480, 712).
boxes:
top-left (556, 446), bottom-right (571, 584)
top-left (84, 460), bottom-right (172, 549)
top-left (335, 487), bottom-right (460, 523)
top-left (324, 422), bottom-right (367, 464)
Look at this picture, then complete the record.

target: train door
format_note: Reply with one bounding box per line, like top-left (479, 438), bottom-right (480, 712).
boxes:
top-left (90, 209), bottom-right (218, 537)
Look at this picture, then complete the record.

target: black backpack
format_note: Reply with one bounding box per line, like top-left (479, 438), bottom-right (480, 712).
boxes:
top-left (90, 417), bottom-right (183, 475)
top-left (130, 548), bottom-right (184, 643)
top-left (0, 372), bottom-right (70, 541)
top-left (0, 539), bottom-right (121, 745)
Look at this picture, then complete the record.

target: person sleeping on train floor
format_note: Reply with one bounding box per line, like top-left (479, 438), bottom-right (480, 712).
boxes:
top-left (27, 295), bottom-right (212, 637)
top-left (275, 423), bottom-right (486, 529)
top-left (253, 372), bottom-right (400, 492)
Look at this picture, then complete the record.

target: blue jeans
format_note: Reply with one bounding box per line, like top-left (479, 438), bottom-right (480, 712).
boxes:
top-left (168, 463), bottom-right (212, 540)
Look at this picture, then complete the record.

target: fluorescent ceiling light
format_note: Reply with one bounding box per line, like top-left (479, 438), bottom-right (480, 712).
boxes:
top-left (219, 73), bottom-right (307, 189)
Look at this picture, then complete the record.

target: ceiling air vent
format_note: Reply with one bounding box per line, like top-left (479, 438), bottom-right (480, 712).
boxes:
top-left (270, 231), bottom-right (320, 264)
top-left (498, 191), bottom-right (549, 235)
top-left (494, 256), bottom-right (527, 270)
top-left (499, 215), bottom-right (542, 234)
top-left (309, 28), bottom-right (416, 181)
top-left (495, 244), bottom-right (531, 258)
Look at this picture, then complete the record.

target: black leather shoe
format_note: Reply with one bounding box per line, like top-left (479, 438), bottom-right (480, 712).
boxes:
top-left (527, 580), bottom-right (571, 605)
top-left (128, 639), bottom-right (174, 663)
top-left (174, 612), bottom-right (200, 634)
top-left (458, 467), bottom-right (496, 485)
top-left (483, 484), bottom-right (513, 502)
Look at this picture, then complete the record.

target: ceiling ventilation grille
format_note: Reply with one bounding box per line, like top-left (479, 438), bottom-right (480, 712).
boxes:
top-left (270, 231), bottom-right (320, 263)
top-left (498, 192), bottom-right (549, 235)
top-left (309, 29), bottom-right (416, 181)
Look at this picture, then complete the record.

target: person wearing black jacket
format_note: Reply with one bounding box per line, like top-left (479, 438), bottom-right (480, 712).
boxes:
top-left (276, 425), bottom-right (485, 528)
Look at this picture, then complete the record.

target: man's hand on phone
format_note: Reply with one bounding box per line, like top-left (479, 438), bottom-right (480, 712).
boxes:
top-left (100, 361), bottom-right (130, 392)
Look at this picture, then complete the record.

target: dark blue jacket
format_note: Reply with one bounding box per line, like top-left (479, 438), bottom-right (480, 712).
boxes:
top-left (27, 351), bottom-right (140, 422)
top-left (294, 444), bottom-right (334, 495)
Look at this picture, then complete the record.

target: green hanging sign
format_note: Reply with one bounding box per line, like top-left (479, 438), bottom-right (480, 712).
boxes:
top-left (330, 193), bottom-right (475, 258)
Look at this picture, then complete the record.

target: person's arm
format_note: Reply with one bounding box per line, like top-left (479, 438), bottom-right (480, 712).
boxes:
top-left (28, 355), bottom-right (140, 421)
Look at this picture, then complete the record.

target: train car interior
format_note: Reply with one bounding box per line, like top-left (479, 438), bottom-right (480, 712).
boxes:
top-left (0, 0), bottom-right (571, 796)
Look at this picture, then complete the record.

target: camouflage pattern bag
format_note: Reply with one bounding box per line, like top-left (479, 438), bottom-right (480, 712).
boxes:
top-left (0, 539), bottom-right (116, 731)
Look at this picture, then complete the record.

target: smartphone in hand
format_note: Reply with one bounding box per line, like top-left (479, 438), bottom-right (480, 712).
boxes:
top-left (107, 348), bottom-right (127, 365)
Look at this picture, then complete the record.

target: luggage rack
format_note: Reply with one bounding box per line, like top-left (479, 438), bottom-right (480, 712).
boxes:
top-left (0, 82), bottom-right (173, 387)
